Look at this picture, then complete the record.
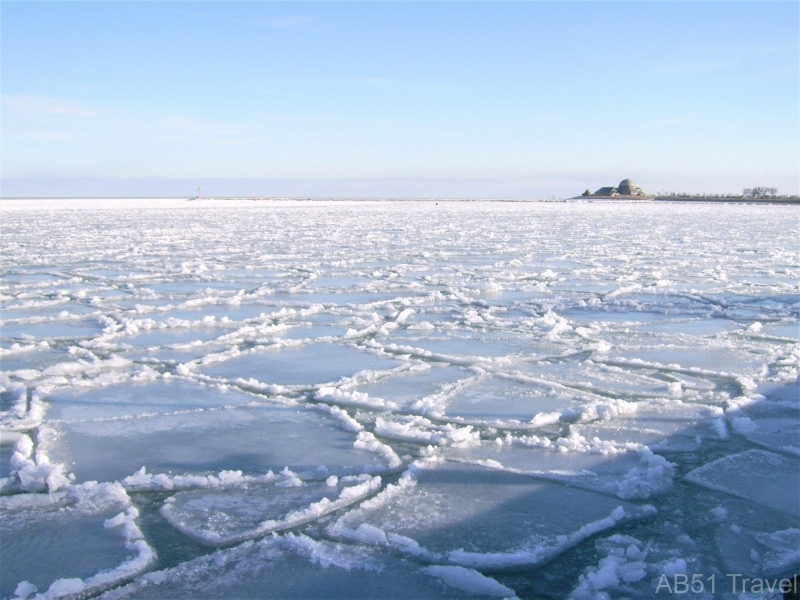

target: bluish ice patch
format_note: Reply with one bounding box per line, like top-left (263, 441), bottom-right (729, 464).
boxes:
top-left (740, 417), bottom-right (800, 455)
top-left (0, 495), bottom-right (133, 600)
top-left (622, 345), bottom-right (767, 374)
top-left (636, 317), bottom-right (741, 336)
top-left (387, 336), bottom-right (529, 359)
top-left (33, 283), bottom-right (105, 296)
top-left (202, 344), bottom-right (405, 386)
top-left (572, 401), bottom-right (728, 450)
top-left (559, 283), bottom-right (619, 294)
top-left (1, 271), bottom-right (65, 284)
top-left (1, 303), bottom-right (99, 320)
top-left (132, 346), bottom-right (212, 363)
top-left (1, 319), bottom-right (104, 344)
top-left (159, 477), bottom-right (379, 546)
top-left (440, 443), bottom-right (654, 499)
top-left (352, 364), bottom-right (471, 408)
top-left (145, 281), bottom-right (248, 295)
top-left (0, 445), bottom-right (12, 478)
top-left (121, 327), bottom-right (225, 349)
top-left (144, 304), bottom-right (275, 323)
top-left (1, 346), bottom-right (70, 372)
top-left (277, 290), bottom-right (418, 307)
top-left (477, 307), bottom-right (539, 321)
top-left (515, 361), bottom-right (674, 398)
top-left (330, 460), bottom-right (642, 564)
top-left (529, 260), bottom-right (589, 271)
top-left (758, 380), bottom-right (800, 404)
top-left (725, 307), bottom-right (776, 320)
top-left (44, 380), bottom-right (254, 421)
top-left (281, 324), bottom-right (350, 340)
top-left (76, 268), bottom-right (154, 279)
top-left (442, 375), bottom-right (585, 423)
top-left (99, 298), bottom-right (164, 311)
top-left (98, 534), bottom-right (500, 599)
top-left (309, 276), bottom-right (370, 288)
top-left (762, 322), bottom-right (800, 340)
top-left (559, 308), bottom-right (670, 325)
top-left (685, 450), bottom-right (800, 517)
top-left (500, 289), bottom-right (556, 302)
top-left (50, 404), bottom-right (390, 483)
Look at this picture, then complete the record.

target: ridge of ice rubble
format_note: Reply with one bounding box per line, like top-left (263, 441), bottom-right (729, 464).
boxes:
top-left (7, 430), bottom-right (71, 493)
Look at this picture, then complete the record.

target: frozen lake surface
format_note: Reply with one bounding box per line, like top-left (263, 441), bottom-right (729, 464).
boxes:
top-left (1, 199), bottom-right (798, 599)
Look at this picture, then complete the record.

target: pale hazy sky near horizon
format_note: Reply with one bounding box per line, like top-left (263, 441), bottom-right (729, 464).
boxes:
top-left (2, 1), bottom-right (798, 198)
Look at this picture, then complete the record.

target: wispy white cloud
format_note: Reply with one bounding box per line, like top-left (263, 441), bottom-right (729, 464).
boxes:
top-left (211, 138), bottom-right (261, 147)
top-left (256, 77), bottom-right (459, 95)
top-left (135, 5), bottom-right (312, 29)
top-left (651, 58), bottom-right (740, 79)
top-left (650, 39), bottom-right (798, 81)
top-left (155, 115), bottom-right (244, 136)
top-left (2, 94), bottom-right (100, 118)
top-left (652, 116), bottom-right (696, 126)
top-left (739, 64), bottom-right (799, 83)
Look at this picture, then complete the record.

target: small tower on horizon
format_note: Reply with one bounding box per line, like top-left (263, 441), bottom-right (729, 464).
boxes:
top-left (197, 185), bottom-right (202, 199)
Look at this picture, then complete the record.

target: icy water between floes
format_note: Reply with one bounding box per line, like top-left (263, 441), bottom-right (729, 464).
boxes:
top-left (1, 199), bottom-right (798, 599)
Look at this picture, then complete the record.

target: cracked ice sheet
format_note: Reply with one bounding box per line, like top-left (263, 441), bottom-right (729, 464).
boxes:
top-left (511, 360), bottom-right (681, 400)
top-left (98, 534), bottom-right (518, 600)
top-left (0, 346), bottom-right (72, 374)
top-left (200, 343), bottom-right (407, 386)
top-left (43, 380), bottom-right (257, 421)
top-left (439, 441), bottom-right (676, 500)
top-left (715, 525), bottom-right (800, 580)
top-left (0, 319), bottom-right (106, 347)
top-left (0, 482), bottom-right (154, 600)
top-left (46, 403), bottom-right (397, 485)
top-left (570, 398), bottom-right (729, 452)
top-left (614, 343), bottom-right (773, 379)
top-left (159, 475), bottom-right (383, 546)
top-left (437, 375), bottom-right (593, 426)
top-left (727, 382), bottom-right (800, 456)
top-left (328, 459), bottom-right (652, 570)
top-left (685, 449), bottom-right (800, 517)
top-left (339, 363), bottom-right (472, 410)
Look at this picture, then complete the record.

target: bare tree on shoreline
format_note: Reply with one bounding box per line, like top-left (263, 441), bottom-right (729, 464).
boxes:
top-left (654, 187), bottom-right (797, 200)
top-left (743, 187), bottom-right (778, 198)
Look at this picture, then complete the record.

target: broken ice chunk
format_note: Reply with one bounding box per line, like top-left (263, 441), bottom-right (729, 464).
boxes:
top-left (160, 476), bottom-right (382, 546)
top-left (44, 380), bottom-right (256, 422)
top-left (47, 404), bottom-right (398, 485)
top-left (0, 482), bottom-right (154, 600)
top-left (97, 533), bottom-right (516, 599)
top-left (329, 459), bottom-right (652, 570)
top-left (685, 449), bottom-right (800, 516)
top-left (441, 441), bottom-right (675, 500)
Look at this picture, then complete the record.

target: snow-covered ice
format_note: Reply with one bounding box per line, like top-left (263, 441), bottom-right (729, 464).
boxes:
top-left (1, 198), bottom-right (798, 598)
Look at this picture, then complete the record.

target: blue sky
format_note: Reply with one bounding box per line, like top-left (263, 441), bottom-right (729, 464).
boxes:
top-left (2, 1), bottom-right (798, 198)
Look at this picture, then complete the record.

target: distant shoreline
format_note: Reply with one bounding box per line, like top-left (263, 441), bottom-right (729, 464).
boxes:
top-left (573, 195), bottom-right (799, 205)
top-left (653, 196), bottom-right (799, 205)
top-left (1, 196), bottom-right (798, 205)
